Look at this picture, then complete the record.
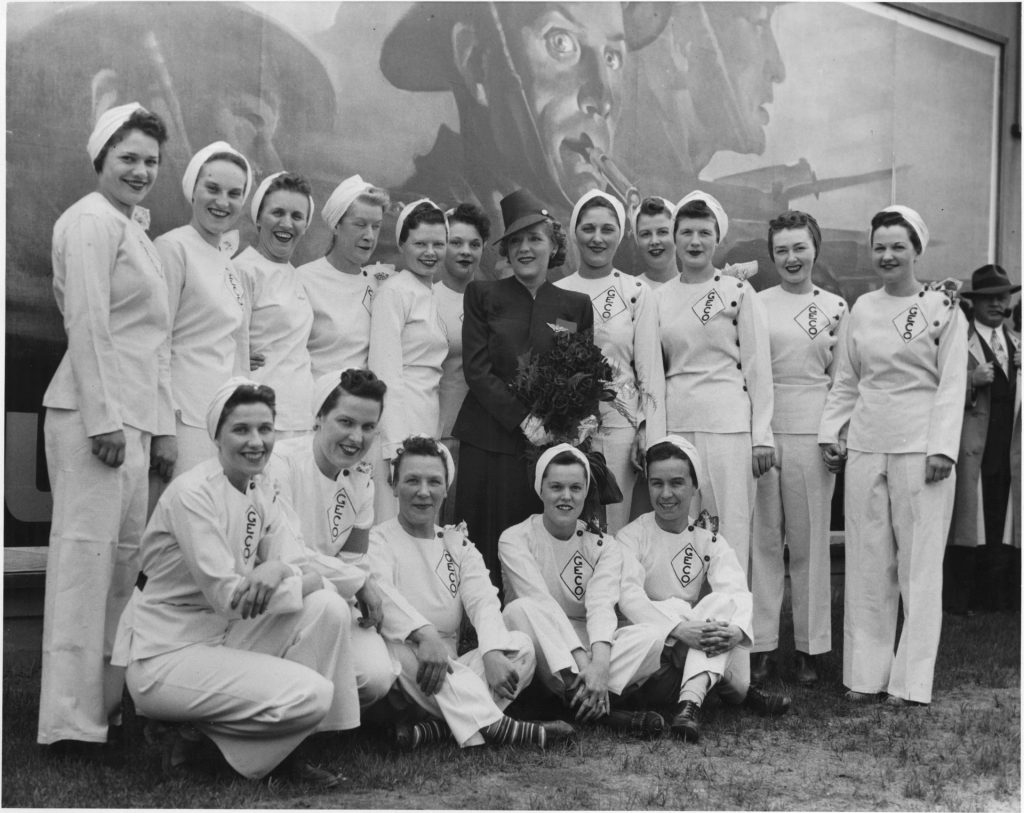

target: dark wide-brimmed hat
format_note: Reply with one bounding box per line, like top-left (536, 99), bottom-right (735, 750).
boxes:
top-left (961, 264), bottom-right (1021, 298)
top-left (381, 2), bottom-right (670, 93)
top-left (495, 189), bottom-right (554, 244)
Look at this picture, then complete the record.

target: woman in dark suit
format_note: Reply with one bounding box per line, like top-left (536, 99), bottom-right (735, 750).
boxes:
top-left (453, 189), bottom-right (593, 586)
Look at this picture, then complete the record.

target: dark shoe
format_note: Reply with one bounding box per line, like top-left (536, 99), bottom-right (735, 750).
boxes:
top-left (393, 719), bottom-right (452, 751)
top-left (45, 739), bottom-right (125, 767)
top-left (537, 719), bottom-right (577, 747)
top-left (844, 689), bottom-right (876, 703)
top-left (669, 701), bottom-right (701, 742)
top-left (750, 652), bottom-right (775, 685)
top-left (884, 695), bottom-right (927, 709)
top-left (744, 686), bottom-right (791, 717)
top-left (601, 709), bottom-right (666, 739)
top-left (794, 653), bottom-right (819, 686)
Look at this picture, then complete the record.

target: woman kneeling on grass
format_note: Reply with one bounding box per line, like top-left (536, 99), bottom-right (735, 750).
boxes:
top-left (498, 444), bottom-right (672, 738)
top-left (367, 435), bottom-right (574, 750)
top-left (113, 379), bottom-right (356, 786)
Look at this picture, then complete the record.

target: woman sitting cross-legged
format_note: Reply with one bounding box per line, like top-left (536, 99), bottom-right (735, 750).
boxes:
top-left (366, 435), bottom-right (575, 750)
top-left (112, 378), bottom-right (358, 785)
top-left (616, 436), bottom-right (792, 742)
top-left (499, 444), bottom-right (672, 737)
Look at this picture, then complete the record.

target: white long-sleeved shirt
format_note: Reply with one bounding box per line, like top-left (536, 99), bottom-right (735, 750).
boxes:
top-left (499, 514), bottom-right (622, 647)
top-left (298, 258), bottom-right (393, 379)
top-left (758, 286), bottom-right (848, 435)
top-left (368, 518), bottom-right (517, 654)
top-left (818, 288), bottom-right (968, 459)
top-left (156, 225), bottom-right (249, 429)
top-left (658, 274), bottom-right (774, 445)
top-left (434, 281), bottom-right (469, 438)
top-left (615, 512), bottom-right (752, 643)
top-left (44, 193), bottom-right (173, 436)
top-left (367, 270), bottom-right (448, 457)
top-left (117, 458), bottom-right (306, 661)
top-left (555, 269), bottom-right (665, 437)
top-left (234, 246), bottom-right (315, 432)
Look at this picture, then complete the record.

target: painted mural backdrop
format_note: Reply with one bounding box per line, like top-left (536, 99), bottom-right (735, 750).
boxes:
top-left (4, 1), bottom-right (1002, 529)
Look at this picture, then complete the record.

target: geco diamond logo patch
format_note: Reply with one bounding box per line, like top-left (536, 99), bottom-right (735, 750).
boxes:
top-left (361, 286), bottom-right (375, 314)
top-left (671, 543), bottom-right (706, 588)
top-left (691, 289), bottom-right (724, 326)
top-left (326, 487), bottom-right (352, 543)
top-left (560, 550), bottom-right (593, 601)
top-left (435, 550), bottom-right (460, 597)
top-left (593, 286), bottom-right (626, 322)
top-left (793, 302), bottom-right (832, 339)
top-left (892, 304), bottom-right (926, 343)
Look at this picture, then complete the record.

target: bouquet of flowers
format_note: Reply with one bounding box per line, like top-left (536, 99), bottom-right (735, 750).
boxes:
top-left (510, 328), bottom-right (616, 444)
top-left (511, 328), bottom-right (623, 523)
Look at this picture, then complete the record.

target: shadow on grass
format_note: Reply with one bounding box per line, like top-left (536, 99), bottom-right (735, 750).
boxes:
top-left (3, 578), bottom-right (1019, 810)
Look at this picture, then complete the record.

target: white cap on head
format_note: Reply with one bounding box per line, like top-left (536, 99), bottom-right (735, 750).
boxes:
top-left (391, 434), bottom-right (456, 490)
top-left (395, 198), bottom-right (446, 246)
top-left (675, 190), bottom-right (728, 244)
top-left (629, 196), bottom-right (675, 243)
top-left (877, 205), bottom-right (929, 254)
top-left (533, 443), bottom-right (592, 498)
top-left (87, 102), bottom-right (144, 163)
top-left (311, 371), bottom-right (347, 421)
top-left (249, 171), bottom-right (316, 225)
top-left (181, 141), bottom-right (253, 203)
top-left (322, 174), bottom-right (375, 230)
top-left (569, 190), bottom-right (626, 250)
top-left (646, 434), bottom-right (703, 487)
top-left (206, 376), bottom-right (264, 441)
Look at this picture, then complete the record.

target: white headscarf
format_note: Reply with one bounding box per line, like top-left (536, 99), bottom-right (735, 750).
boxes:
top-left (533, 443), bottom-right (592, 497)
top-left (181, 141), bottom-right (253, 203)
top-left (569, 190), bottom-right (626, 249)
top-left (391, 434), bottom-right (456, 489)
top-left (206, 377), bottom-right (264, 441)
top-left (646, 434), bottom-right (703, 488)
top-left (87, 102), bottom-right (144, 163)
top-left (321, 174), bottom-right (374, 230)
top-left (876, 205), bottom-right (929, 254)
top-left (675, 190), bottom-right (729, 244)
top-left (395, 198), bottom-right (446, 246)
top-left (249, 171), bottom-right (315, 224)
top-left (629, 196), bottom-right (675, 243)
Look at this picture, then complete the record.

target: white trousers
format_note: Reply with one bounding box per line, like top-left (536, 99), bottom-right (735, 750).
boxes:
top-left (386, 631), bottom-right (535, 746)
top-left (751, 433), bottom-right (834, 655)
top-left (126, 590), bottom-right (358, 779)
top-left (38, 408), bottom-right (149, 745)
top-left (594, 425), bottom-right (638, 534)
top-left (351, 622), bottom-right (401, 708)
top-left (368, 436), bottom-right (398, 524)
top-left (148, 419), bottom-right (217, 516)
top-left (843, 451), bottom-right (955, 703)
top-left (678, 431), bottom-right (755, 570)
top-left (503, 598), bottom-right (665, 697)
top-left (650, 594), bottom-right (749, 705)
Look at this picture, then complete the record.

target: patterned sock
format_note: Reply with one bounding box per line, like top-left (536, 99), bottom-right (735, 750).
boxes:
top-left (396, 719), bottom-right (452, 751)
top-left (483, 716), bottom-right (546, 748)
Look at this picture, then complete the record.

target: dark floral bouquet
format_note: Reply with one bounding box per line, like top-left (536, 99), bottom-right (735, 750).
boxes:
top-left (511, 328), bottom-right (622, 525)
top-left (510, 328), bottom-right (616, 443)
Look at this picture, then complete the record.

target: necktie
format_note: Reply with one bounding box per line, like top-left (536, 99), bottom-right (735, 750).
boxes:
top-left (990, 328), bottom-right (1008, 375)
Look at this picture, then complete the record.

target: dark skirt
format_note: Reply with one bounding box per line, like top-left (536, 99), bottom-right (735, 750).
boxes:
top-left (455, 441), bottom-right (541, 590)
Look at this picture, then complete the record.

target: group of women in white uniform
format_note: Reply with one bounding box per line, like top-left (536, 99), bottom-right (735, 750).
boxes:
top-left (39, 102), bottom-right (969, 780)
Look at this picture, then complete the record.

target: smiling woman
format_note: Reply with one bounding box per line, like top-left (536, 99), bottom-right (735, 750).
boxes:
top-left (154, 141), bottom-right (254, 487)
top-left (367, 200), bottom-right (450, 522)
top-left (38, 103), bottom-right (173, 754)
top-left (234, 172), bottom-right (317, 439)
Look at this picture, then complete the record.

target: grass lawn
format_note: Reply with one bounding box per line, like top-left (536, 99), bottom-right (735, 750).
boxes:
top-left (3, 579), bottom-right (1019, 810)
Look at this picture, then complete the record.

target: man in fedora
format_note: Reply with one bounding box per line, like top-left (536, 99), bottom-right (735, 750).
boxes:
top-left (945, 264), bottom-right (1021, 613)
top-left (379, 2), bottom-right (667, 278)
